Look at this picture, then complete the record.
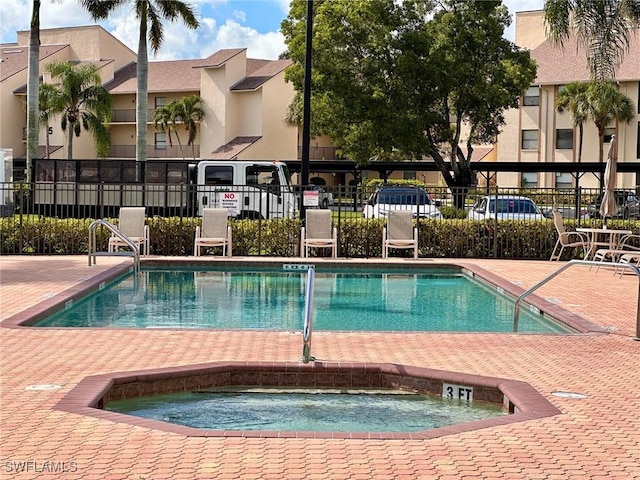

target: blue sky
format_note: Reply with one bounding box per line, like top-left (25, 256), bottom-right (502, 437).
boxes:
top-left (1, 0), bottom-right (544, 60)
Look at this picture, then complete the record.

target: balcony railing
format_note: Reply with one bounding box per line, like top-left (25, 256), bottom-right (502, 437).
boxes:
top-left (111, 109), bottom-right (164, 123)
top-left (108, 144), bottom-right (200, 159)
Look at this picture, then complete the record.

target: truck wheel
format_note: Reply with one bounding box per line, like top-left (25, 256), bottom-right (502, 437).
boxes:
top-left (623, 208), bottom-right (630, 219)
top-left (322, 199), bottom-right (328, 209)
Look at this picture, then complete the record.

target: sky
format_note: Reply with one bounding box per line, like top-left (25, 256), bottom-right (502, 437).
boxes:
top-left (1, 0), bottom-right (545, 61)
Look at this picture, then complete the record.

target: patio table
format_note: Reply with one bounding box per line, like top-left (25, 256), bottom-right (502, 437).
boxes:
top-left (576, 227), bottom-right (632, 260)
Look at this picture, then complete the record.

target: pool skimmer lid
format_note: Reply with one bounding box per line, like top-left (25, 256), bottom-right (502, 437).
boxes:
top-left (25, 384), bottom-right (62, 391)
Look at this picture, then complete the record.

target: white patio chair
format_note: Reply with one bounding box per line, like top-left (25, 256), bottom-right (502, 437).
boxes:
top-left (382, 210), bottom-right (418, 259)
top-left (108, 207), bottom-right (149, 256)
top-left (301, 209), bottom-right (337, 258)
top-left (194, 208), bottom-right (232, 257)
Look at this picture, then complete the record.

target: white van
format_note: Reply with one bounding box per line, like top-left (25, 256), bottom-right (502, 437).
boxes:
top-left (196, 161), bottom-right (297, 219)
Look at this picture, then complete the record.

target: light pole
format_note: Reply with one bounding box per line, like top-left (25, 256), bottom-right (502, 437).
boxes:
top-left (299, 0), bottom-right (313, 219)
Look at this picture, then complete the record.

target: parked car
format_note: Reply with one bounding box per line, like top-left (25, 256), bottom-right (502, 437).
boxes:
top-left (468, 195), bottom-right (545, 221)
top-left (313, 185), bottom-right (334, 209)
top-left (362, 186), bottom-right (442, 219)
top-left (587, 190), bottom-right (639, 219)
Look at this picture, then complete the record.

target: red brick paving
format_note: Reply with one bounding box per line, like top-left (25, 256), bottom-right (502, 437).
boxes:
top-left (1, 256), bottom-right (639, 479)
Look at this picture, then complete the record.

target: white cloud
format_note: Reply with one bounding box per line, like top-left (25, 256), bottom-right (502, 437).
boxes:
top-left (198, 19), bottom-right (285, 60)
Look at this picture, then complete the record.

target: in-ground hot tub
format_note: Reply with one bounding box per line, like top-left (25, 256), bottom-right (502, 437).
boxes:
top-left (55, 362), bottom-right (560, 439)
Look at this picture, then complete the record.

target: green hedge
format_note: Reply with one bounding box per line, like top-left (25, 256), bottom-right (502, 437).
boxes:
top-left (1, 215), bottom-right (636, 260)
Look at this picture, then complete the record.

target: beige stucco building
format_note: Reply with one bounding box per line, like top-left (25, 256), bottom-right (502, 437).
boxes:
top-left (0, 25), bottom-right (300, 176)
top-left (1, 11), bottom-right (638, 189)
top-left (495, 10), bottom-right (640, 189)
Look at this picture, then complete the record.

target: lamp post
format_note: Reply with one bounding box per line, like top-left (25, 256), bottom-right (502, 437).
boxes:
top-left (299, 0), bottom-right (313, 219)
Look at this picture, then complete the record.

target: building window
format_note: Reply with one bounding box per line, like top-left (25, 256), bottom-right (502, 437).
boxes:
top-left (603, 128), bottom-right (615, 143)
top-left (521, 130), bottom-right (538, 150)
top-left (155, 133), bottom-right (167, 150)
top-left (155, 97), bottom-right (166, 108)
top-left (556, 172), bottom-right (573, 189)
top-left (523, 86), bottom-right (539, 106)
top-left (556, 129), bottom-right (573, 149)
top-left (521, 172), bottom-right (538, 188)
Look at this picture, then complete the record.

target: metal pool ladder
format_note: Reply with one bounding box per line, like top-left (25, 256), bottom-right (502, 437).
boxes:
top-left (302, 267), bottom-right (316, 363)
top-left (513, 259), bottom-right (640, 340)
top-left (88, 219), bottom-right (140, 274)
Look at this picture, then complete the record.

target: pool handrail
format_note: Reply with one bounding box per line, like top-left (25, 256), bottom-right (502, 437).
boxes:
top-left (302, 267), bottom-right (316, 363)
top-left (88, 219), bottom-right (140, 274)
top-left (513, 259), bottom-right (640, 340)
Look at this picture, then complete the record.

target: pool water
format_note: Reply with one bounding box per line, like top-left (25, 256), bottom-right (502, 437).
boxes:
top-left (35, 269), bottom-right (570, 333)
top-left (106, 389), bottom-right (506, 433)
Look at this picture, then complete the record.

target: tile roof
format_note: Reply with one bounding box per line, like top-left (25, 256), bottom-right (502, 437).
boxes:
top-left (104, 59), bottom-right (203, 93)
top-left (0, 44), bottom-right (67, 82)
top-left (231, 59), bottom-right (292, 91)
top-left (532, 32), bottom-right (640, 84)
top-left (13, 59), bottom-right (115, 94)
top-left (204, 136), bottom-right (262, 160)
top-left (191, 48), bottom-right (246, 68)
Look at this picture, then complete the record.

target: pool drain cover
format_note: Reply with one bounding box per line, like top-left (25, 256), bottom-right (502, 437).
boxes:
top-left (551, 391), bottom-right (588, 399)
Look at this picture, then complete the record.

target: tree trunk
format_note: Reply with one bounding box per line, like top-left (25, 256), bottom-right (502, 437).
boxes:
top-left (67, 123), bottom-right (73, 160)
top-left (136, 7), bottom-right (149, 181)
top-left (26, 0), bottom-right (41, 182)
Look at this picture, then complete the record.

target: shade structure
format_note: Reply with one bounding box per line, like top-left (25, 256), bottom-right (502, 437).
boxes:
top-left (599, 134), bottom-right (618, 224)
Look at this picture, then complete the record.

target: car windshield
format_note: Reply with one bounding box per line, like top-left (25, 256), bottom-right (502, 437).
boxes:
top-left (489, 198), bottom-right (538, 214)
top-left (377, 189), bottom-right (430, 205)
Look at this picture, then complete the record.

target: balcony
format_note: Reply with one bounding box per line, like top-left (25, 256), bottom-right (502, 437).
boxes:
top-left (108, 144), bottom-right (200, 159)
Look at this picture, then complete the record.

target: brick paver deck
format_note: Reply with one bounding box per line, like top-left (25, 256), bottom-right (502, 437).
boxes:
top-left (1, 256), bottom-right (639, 479)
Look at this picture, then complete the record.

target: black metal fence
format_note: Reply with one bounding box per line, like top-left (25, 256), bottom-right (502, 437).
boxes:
top-left (1, 181), bottom-right (638, 258)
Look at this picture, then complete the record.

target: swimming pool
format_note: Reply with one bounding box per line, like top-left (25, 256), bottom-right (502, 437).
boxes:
top-left (34, 266), bottom-right (571, 333)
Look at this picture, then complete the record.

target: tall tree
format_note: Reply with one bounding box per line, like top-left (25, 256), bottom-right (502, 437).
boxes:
top-left (556, 82), bottom-right (590, 163)
top-left (179, 94), bottom-right (204, 160)
top-left (282, 0), bottom-right (536, 207)
top-left (26, 0), bottom-right (41, 181)
top-left (544, 0), bottom-right (640, 81)
top-left (80, 0), bottom-right (199, 174)
top-left (45, 61), bottom-right (113, 159)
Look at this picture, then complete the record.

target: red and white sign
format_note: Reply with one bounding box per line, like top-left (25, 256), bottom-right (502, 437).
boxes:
top-left (303, 190), bottom-right (319, 207)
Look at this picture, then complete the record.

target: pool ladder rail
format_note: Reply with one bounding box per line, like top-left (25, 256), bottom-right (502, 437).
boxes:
top-left (88, 219), bottom-right (140, 274)
top-left (513, 259), bottom-right (640, 340)
top-left (302, 267), bottom-right (316, 363)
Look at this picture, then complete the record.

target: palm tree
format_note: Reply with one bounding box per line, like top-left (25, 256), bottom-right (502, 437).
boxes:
top-left (45, 61), bottom-right (113, 160)
top-left (584, 81), bottom-right (635, 164)
top-left (544, 0), bottom-right (640, 81)
top-left (80, 1), bottom-right (199, 175)
top-left (153, 95), bottom-right (204, 160)
top-left (177, 94), bottom-right (204, 160)
top-left (26, 0), bottom-right (42, 181)
top-left (555, 82), bottom-right (589, 163)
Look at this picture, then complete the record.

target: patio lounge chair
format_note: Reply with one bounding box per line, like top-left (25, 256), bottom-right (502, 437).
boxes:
top-left (550, 211), bottom-right (588, 261)
top-left (108, 207), bottom-right (149, 256)
top-left (382, 210), bottom-right (418, 259)
top-left (194, 208), bottom-right (232, 257)
top-left (301, 209), bottom-right (337, 258)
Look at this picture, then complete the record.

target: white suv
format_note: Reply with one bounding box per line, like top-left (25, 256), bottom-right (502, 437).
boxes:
top-left (468, 195), bottom-right (545, 221)
top-left (362, 186), bottom-right (442, 219)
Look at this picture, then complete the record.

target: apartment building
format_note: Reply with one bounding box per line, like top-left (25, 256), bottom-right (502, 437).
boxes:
top-left (496, 10), bottom-right (640, 189)
top-left (0, 25), bottom-right (299, 177)
top-left (1, 12), bottom-right (638, 189)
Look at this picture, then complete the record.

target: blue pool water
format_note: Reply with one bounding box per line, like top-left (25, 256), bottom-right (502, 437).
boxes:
top-left (106, 389), bottom-right (506, 432)
top-left (35, 268), bottom-right (569, 333)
